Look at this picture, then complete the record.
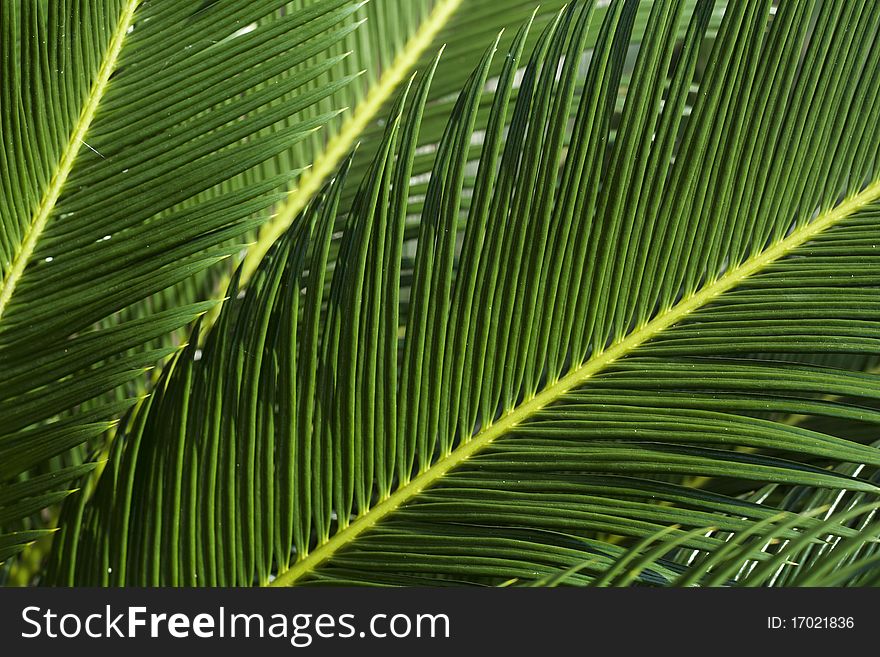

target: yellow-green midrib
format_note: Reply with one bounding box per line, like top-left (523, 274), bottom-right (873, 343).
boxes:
top-left (0, 0), bottom-right (140, 321)
top-left (271, 178), bottom-right (880, 586)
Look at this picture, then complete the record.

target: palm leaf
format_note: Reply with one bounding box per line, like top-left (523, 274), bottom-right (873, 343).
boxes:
top-left (0, 0), bottom-right (367, 562)
top-left (48, 0), bottom-right (880, 586)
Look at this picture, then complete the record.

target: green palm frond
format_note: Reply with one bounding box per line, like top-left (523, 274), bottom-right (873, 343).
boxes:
top-left (0, 0), bottom-right (367, 562)
top-left (44, 0), bottom-right (880, 587)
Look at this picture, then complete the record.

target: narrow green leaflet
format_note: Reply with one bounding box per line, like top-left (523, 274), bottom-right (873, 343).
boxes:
top-left (49, 0), bottom-right (880, 586)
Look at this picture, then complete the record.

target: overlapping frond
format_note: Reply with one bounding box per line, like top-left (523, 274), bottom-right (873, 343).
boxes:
top-left (48, 0), bottom-right (880, 586)
top-left (0, 0), bottom-right (365, 561)
top-left (525, 503), bottom-right (880, 587)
